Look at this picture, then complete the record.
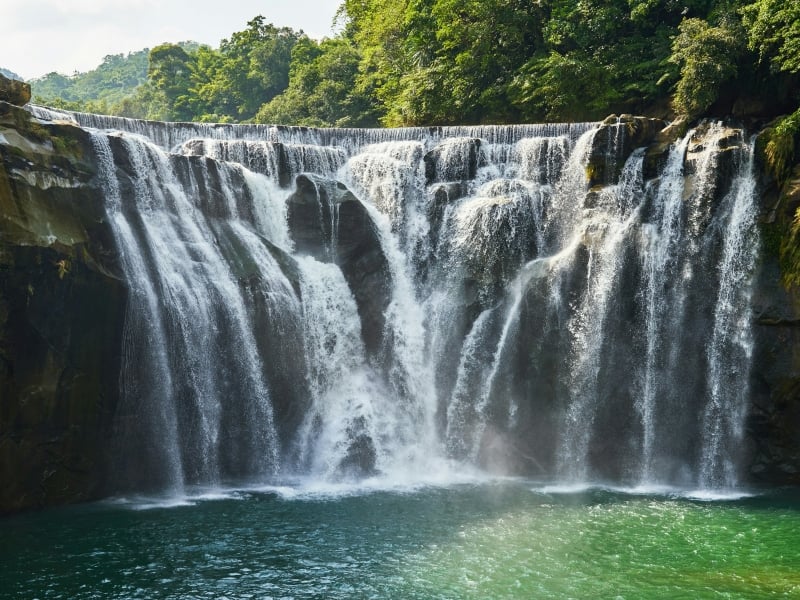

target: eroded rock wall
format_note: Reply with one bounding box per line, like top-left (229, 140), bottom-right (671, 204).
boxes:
top-left (0, 101), bottom-right (125, 513)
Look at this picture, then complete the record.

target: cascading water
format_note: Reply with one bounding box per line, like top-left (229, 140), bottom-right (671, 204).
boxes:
top-left (556, 149), bottom-right (647, 481)
top-left (89, 130), bottom-right (293, 491)
top-left (39, 104), bottom-right (760, 494)
top-left (699, 136), bottom-right (760, 488)
top-left (637, 131), bottom-right (694, 483)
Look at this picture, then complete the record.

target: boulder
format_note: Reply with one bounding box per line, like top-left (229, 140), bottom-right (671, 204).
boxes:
top-left (588, 115), bottom-right (666, 186)
top-left (286, 174), bottom-right (392, 357)
top-left (424, 137), bottom-right (485, 184)
top-left (643, 116), bottom-right (689, 180)
top-left (0, 73), bottom-right (31, 106)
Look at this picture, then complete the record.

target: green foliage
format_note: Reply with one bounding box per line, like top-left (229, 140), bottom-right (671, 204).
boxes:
top-left (778, 187), bottom-right (800, 289)
top-left (668, 17), bottom-right (745, 117)
top-left (114, 82), bottom-right (170, 120)
top-left (784, 210), bottom-right (800, 289)
top-left (256, 38), bottom-right (380, 127)
top-left (29, 45), bottom-right (199, 120)
top-left (341, 0), bottom-right (723, 124)
top-left (742, 0), bottom-right (800, 74)
top-left (148, 44), bottom-right (196, 121)
top-left (511, 51), bottom-right (616, 121)
top-left (21, 1), bottom-right (800, 130)
top-left (31, 50), bottom-right (151, 107)
top-left (763, 110), bottom-right (800, 184)
top-left (206, 17), bottom-right (301, 120)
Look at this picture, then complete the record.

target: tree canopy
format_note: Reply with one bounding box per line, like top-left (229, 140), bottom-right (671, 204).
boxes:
top-left (26, 2), bottom-right (800, 128)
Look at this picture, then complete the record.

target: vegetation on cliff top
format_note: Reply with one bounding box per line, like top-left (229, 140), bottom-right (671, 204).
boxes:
top-left (20, 0), bottom-right (798, 131)
top-left (19, 0), bottom-right (800, 264)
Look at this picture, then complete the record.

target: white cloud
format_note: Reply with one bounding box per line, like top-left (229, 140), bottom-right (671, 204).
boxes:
top-left (1, 0), bottom-right (341, 79)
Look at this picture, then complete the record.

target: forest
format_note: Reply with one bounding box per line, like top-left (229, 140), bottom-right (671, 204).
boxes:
top-left (23, 1), bottom-right (799, 143)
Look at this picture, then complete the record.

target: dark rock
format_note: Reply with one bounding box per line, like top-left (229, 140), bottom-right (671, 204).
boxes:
top-left (424, 182), bottom-right (468, 274)
top-left (643, 117), bottom-right (689, 180)
top-left (588, 115), bottom-right (666, 186)
top-left (424, 138), bottom-right (485, 184)
top-left (732, 96), bottom-right (769, 120)
top-left (286, 174), bottom-right (392, 357)
top-left (336, 416), bottom-right (378, 478)
top-left (747, 165), bottom-right (800, 485)
top-left (0, 103), bottom-right (125, 514)
top-left (212, 219), bottom-right (310, 452)
top-left (286, 174), bottom-right (337, 261)
top-left (0, 74), bottom-right (31, 106)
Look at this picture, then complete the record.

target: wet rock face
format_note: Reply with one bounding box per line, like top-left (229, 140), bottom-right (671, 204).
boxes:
top-left (643, 117), bottom-right (689, 180)
top-left (587, 115), bottom-right (666, 187)
top-left (424, 138), bottom-right (484, 184)
top-left (748, 166), bottom-right (800, 485)
top-left (286, 173), bottom-right (392, 357)
top-left (336, 417), bottom-right (378, 478)
top-left (0, 73), bottom-right (31, 107)
top-left (0, 102), bottom-right (125, 513)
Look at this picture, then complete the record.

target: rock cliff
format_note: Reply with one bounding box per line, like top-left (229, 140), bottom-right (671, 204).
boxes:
top-left (0, 101), bottom-right (125, 512)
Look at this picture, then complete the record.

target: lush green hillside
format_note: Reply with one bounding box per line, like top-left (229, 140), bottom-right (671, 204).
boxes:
top-left (27, 0), bottom-right (800, 133)
top-left (31, 50), bottom-right (149, 112)
top-left (29, 43), bottom-right (200, 117)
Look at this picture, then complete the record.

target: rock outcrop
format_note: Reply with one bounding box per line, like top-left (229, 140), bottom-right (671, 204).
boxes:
top-left (0, 102), bottom-right (125, 513)
top-left (749, 164), bottom-right (800, 485)
top-left (587, 115), bottom-right (666, 187)
top-left (0, 73), bottom-right (31, 107)
top-left (286, 173), bottom-right (392, 357)
top-left (424, 137), bottom-right (485, 184)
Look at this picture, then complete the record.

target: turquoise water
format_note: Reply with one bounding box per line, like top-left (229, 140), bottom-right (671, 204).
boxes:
top-left (2, 481), bottom-right (799, 599)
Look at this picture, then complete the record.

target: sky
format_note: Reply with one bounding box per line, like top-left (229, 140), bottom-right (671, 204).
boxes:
top-left (2, 0), bottom-right (342, 80)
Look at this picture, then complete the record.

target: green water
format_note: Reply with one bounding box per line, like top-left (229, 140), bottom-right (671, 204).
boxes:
top-left (2, 482), bottom-right (799, 599)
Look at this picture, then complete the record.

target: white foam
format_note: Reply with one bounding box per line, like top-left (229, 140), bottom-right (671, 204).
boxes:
top-left (530, 481), bottom-right (757, 502)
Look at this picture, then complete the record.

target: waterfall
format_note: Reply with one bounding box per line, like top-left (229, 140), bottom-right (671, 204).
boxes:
top-left (89, 129), bottom-right (293, 491)
top-left (293, 256), bottom-right (385, 478)
top-left (557, 149), bottom-right (647, 481)
top-left (637, 131), bottom-right (695, 483)
top-left (74, 109), bottom-right (760, 493)
top-left (699, 136), bottom-right (760, 488)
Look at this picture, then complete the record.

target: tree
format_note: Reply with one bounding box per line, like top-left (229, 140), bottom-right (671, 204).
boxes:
top-left (428, 0), bottom-right (545, 123)
top-left (667, 17), bottom-right (745, 117)
top-left (511, 51), bottom-right (617, 121)
top-left (256, 38), bottom-right (380, 127)
top-left (211, 16), bottom-right (302, 120)
top-left (742, 0), bottom-right (800, 74)
top-left (148, 44), bottom-right (196, 121)
top-left (342, 0), bottom-right (411, 125)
